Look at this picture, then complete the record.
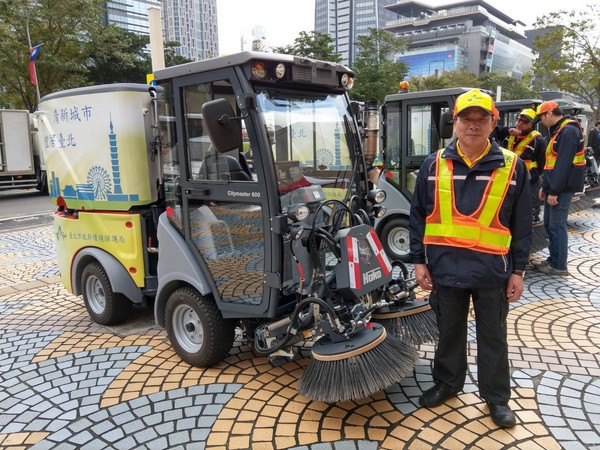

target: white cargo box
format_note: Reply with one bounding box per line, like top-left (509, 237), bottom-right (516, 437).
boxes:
top-left (38, 84), bottom-right (159, 210)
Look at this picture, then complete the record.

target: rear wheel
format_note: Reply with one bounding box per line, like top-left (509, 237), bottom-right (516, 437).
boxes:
top-left (81, 262), bottom-right (132, 325)
top-left (165, 287), bottom-right (235, 367)
top-left (380, 217), bottom-right (411, 262)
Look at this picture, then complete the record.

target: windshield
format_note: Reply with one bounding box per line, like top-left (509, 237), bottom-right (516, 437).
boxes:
top-left (255, 90), bottom-right (361, 208)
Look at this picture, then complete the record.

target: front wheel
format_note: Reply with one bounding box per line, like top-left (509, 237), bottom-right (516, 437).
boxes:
top-left (165, 287), bottom-right (235, 367)
top-left (81, 262), bottom-right (132, 325)
top-left (380, 217), bottom-right (411, 262)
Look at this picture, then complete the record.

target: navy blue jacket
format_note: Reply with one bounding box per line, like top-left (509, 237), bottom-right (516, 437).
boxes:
top-left (409, 138), bottom-right (532, 289)
top-left (542, 118), bottom-right (585, 195)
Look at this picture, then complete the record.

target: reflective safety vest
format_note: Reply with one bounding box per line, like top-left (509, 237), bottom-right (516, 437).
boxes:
top-left (507, 130), bottom-right (541, 171)
top-left (424, 149), bottom-right (517, 255)
top-left (544, 119), bottom-right (585, 170)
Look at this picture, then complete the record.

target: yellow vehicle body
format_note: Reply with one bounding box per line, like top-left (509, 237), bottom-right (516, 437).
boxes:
top-left (54, 210), bottom-right (146, 293)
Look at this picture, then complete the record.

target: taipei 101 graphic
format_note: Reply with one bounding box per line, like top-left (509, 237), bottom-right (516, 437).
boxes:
top-left (49, 116), bottom-right (140, 202)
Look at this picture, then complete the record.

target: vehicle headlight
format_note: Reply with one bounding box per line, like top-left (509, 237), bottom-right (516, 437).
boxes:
top-left (341, 73), bottom-right (354, 89)
top-left (275, 63), bottom-right (286, 79)
top-left (287, 203), bottom-right (310, 222)
top-left (373, 205), bottom-right (387, 218)
top-left (251, 62), bottom-right (267, 79)
top-left (368, 189), bottom-right (386, 204)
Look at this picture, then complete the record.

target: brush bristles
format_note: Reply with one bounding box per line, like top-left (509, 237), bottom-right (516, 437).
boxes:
top-left (377, 307), bottom-right (438, 345)
top-left (297, 335), bottom-right (418, 403)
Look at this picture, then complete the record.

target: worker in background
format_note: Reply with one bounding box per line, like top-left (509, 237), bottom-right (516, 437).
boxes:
top-left (496, 109), bottom-right (547, 222)
top-left (533, 101), bottom-right (585, 277)
top-left (410, 89), bottom-right (532, 428)
top-left (398, 81), bottom-right (410, 93)
top-left (587, 121), bottom-right (600, 163)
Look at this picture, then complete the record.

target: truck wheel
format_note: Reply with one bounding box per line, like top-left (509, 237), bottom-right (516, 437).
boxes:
top-left (81, 262), bottom-right (132, 325)
top-left (380, 217), bottom-right (411, 263)
top-left (165, 287), bottom-right (235, 367)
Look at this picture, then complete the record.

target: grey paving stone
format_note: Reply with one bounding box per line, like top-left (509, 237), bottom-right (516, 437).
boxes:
top-left (176, 417), bottom-right (196, 431)
top-left (191, 428), bottom-right (210, 442)
top-left (146, 437), bottom-right (169, 450)
top-left (103, 427), bottom-right (126, 443)
top-left (334, 441), bottom-right (358, 450)
top-left (197, 416), bottom-right (217, 428)
top-left (70, 430), bottom-right (94, 446)
top-left (576, 431), bottom-right (600, 445)
top-left (134, 427), bottom-right (159, 444)
top-left (123, 418), bottom-right (145, 434)
top-left (113, 436), bottom-right (138, 450)
top-left (155, 421), bottom-right (175, 435)
top-left (113, 410), bottom-right (135, 426)
top-left (168, 431), bottom-right (190, 446)
top-left (46, 419), bottom-right (70, 433)
top-left (194, 395), bottom-right (213, 405)
top-left (143, 413), bottom-right (163, 427)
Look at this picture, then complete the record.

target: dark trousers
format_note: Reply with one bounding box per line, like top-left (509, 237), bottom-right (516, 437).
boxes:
top-left (430, 285), bottom-right (510, 404)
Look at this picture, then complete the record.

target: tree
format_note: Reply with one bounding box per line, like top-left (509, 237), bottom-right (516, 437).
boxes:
top-left (350, 28), bottom-right (408, 103)
top-left (0, 0), bottom-right (106, 111)
top-left (532, 6), bottom-right (600, 121)
top-left (272, 31), bottom-right (342, 62)
top-left (408, 70), bottom-right (480, 91)
top-left (83, 25), bottom-right (152, 85)
top-left (479, 72), bottom-right (536, 101)
top-left (164, 41), bottom-right (193, 68)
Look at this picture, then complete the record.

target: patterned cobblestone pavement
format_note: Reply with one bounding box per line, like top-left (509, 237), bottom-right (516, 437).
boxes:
top-left (1, 199), bottom-right (599, 449)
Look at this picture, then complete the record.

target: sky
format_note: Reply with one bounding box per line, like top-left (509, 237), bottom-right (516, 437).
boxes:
top-left (216, 0), bottom-right (586, 55)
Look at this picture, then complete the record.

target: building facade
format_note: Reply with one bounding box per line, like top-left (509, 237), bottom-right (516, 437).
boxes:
top-left (383, 0), bottom-right (534, 79)
top-left (104, 0), bottom-right (162, 36)
top-left (161, 0), bottom-right (218, 60)
top-left (315, 0), bottom-right (398, 67)
top-left (105, 0), bottom-right (218, 61)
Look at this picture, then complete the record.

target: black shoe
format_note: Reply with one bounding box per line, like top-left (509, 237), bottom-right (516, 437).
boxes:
top-left (418, 382), bottom-right (457, 408)
top-left (487, 402), bottom-right (516, 428)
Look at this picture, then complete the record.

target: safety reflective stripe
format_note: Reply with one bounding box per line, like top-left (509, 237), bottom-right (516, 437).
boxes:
top-left (544, 119), bottom-right (585, 169)
top-left (424, 149), bottom-right (516, 254)
top-left (507, 131), bottom-right (540, 171)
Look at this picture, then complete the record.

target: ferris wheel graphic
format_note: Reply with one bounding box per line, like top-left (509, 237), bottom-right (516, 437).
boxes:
top-left (316, 148), bottom-right (334, 168)
top-left (87, 165), bottom-right (112, 200)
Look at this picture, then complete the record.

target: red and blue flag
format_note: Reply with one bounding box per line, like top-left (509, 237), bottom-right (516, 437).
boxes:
top-left (29, 44), bottom-right (43, 86)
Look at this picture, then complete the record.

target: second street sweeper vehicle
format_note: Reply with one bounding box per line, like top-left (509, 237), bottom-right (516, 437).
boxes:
top-left (40, 52), bottom-right (434, 403)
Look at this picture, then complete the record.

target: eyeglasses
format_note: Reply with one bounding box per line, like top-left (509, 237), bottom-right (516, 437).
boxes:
top-left (516, 117), bottom-right (531, 123)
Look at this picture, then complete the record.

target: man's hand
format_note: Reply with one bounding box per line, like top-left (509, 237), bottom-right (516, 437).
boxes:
top-left (539, 189), bottom-right (546, 202)
top-left (547, 194), bottom-right (559, 206)
top-left (506, 273), bottom-right (524, 302)
top-left (414, 263), bottom-right (433, 291)
top-left (508, 127), bottom-right (521, 136)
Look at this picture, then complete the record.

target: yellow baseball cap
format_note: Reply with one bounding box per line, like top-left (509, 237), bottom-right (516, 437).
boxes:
top-left (518, 108), bottom-right (537, 122)
top-left (537, 100), bottom-right (559, 115)
top-left (453, 89), bottom-right (498, 119)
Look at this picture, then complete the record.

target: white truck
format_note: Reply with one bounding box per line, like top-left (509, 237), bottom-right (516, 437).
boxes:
top-left (0, 109), bottom-right (46, 192)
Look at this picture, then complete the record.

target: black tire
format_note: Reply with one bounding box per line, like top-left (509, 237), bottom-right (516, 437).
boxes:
top-left (165, 287), bottom-right (235, 367)
top-left (380, 216), bottom-right (411, 262)
top-left (81, 262), bottom-right (132, 325)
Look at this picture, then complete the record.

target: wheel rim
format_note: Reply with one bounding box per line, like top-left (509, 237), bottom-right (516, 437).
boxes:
top-left (85, 275), bottom-right (105, 314)
top-left (388, 227), bottom-right (410, 256)
top-left (172, 304), bottom-right (204, 353)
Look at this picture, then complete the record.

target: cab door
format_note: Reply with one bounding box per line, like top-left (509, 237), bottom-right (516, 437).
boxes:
top-left (384, 97), bottom-right (452, 198)
top-left (167, 69), bottom-right (274, 318)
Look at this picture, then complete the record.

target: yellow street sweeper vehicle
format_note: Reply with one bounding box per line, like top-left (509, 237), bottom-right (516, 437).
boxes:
top-left (41, 52), bottom-right (433, 403)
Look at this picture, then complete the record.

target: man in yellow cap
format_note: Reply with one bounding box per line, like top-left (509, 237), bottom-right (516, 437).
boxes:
top-left (409, 89), bottom-right (532, 428)
top-left (533, 101), bottom-right (585, 276)
top-left (496, 108), bottom-right (547, 221)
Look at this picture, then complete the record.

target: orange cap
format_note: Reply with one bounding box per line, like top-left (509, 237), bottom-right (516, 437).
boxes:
top-left (399, 81), bottom-right (410, 91)
top-left (537, 101), bottom-right (559, 115)
top-left (453, 89), bottom-right (498, 120)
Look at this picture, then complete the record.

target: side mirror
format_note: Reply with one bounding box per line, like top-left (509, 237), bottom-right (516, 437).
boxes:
top-left (440, 111), bottom-right (454, 139)
top-left (201, 98), bottom-right (242, 153)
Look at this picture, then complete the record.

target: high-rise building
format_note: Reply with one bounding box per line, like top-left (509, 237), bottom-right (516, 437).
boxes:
top-left (383, 0), bottom-right (534, 79)
top-left (104, 0), bottom-right (161, 36)
top-left (162, 0), bottom-right (219, 60)
top-left (315, 0), bottom-right (398, 67)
